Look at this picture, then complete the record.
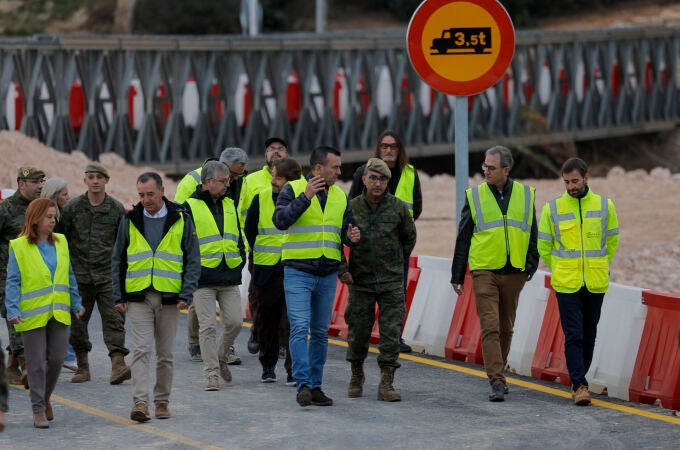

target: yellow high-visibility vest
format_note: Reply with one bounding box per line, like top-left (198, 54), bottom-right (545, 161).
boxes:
top-left (253, 188), bottom-right (283, 266)
top-left (186, 197), bottom-right (242, 269)
top-left (11, 234), bottom-right (71, 332)
top-left (394, 164), bottom-right (416, 217)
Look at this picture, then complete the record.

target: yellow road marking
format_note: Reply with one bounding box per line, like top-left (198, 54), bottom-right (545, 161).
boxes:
top-left (328, 337), bottom-right (680, 426)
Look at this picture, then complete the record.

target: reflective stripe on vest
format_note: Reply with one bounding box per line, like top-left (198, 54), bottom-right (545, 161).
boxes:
top-left (11, 235), bottom-right (71, 332)
top-left (186, 197), bottom-right (243, 269)
top-left (126, 217), bottom-right (185, 293)
top-left (253, 187), bottom-right (283, 266)
top-left (281, 179), bottom-right (346, 261)
top-left (394, 164), bottom-right (416, 216)
top-left (547, 191), bottom-right (616, 293)
top-left (467, 181), bottom-right (534, 271)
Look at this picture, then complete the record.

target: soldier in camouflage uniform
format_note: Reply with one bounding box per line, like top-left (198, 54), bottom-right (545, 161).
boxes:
top-left (339, 158), bottom-right (416, 402)
top-left (60, 163), bottom-right (131, 385)
top-left (0, 166), bottom-right (45, 387)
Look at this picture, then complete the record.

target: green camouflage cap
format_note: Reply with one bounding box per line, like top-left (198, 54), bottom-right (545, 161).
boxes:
top-left (17, 166), bottom-right (45, 180)
top-left (365, 158), bottom-right (391, 179)
top-left (85, 162), bottom-right (110, 179)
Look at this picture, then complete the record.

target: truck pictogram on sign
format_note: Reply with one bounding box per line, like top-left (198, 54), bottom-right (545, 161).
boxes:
top-left (430, 27), bottom-right (492, 55)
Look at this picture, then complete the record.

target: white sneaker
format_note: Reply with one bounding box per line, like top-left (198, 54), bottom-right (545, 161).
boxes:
top-left (227, 345), bottom-right (241, 365)
top-left (205, 375), bottom-right (219, 391)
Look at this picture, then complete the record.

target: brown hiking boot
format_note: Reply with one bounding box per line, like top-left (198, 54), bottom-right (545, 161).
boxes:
top-left (573, 385), bottom-right (591, 406)
top-left (5, 353), bottom-right (23, 386)
top-left (377, 366), bottom-right (401, 402)
top-left (71, 352), bottom-right (90, 383)
top-left (130, 402), bottom-right (150, 422)
top-left (16, 355), bottom-right (29, 389)
top-left (109, 352), bottom-right (131, 385)
top-left (33, 411), bottom-right (49, 429)
top-left (45, 400), bottom-right (54, 421)
top-left (348, 361), bottom-right (365, 398)
top-left (154, 401), bottom-right (171, 419)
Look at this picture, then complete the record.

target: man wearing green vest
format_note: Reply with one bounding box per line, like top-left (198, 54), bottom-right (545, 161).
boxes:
top-left (274, 146), bottom-right (361, 407)
top-left (175, 148), bottom-right (248, 366)
top-left (451, 145), bottom-right (538, 402)
top-left (239, 137), bottom-right (289, 355)
top-left (348, 130), bottom-right (422, 354)
top-left (112, 172), bottom-right (200, 422)
top-left (183, 161), bottom-right (246, 391)
top-left (244, 157), bottom-right (301, 384)
top-left (538, 158), bottom-right (619, 406)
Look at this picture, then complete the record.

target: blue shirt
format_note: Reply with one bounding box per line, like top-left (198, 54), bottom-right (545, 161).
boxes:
top-left (5, 240), bottom-right (83, 320)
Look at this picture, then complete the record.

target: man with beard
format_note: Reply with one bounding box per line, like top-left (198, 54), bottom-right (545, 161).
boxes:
top-left (538, 157), bottom-right (619, 406)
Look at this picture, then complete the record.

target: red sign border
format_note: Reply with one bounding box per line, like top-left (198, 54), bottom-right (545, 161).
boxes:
top-left (407, 0), bottom-right (515, 96)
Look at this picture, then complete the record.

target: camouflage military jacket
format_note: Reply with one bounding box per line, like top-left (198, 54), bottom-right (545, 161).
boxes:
top-left (0, 191), bottom-right (32, 283)
top-left (60, 193), bottom-right (126, 284)
top-left (342, 193), bottom-right (417, 289)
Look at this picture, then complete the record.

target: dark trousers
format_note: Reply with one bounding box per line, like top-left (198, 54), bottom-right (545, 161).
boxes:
top-left (255, 271), bottom-right (291, 373)
top-left (556, 288), bottom-right (604, 391)
top-left (248, 255), bottom-right (259, 339)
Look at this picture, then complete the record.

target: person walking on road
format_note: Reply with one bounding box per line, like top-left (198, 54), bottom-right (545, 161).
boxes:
top-left (112, 172), bottom-right (200, 422)
top-left (340, 158), bottom-right (416, 402)
top-left (538, 157), bottom-right (619, 406)
top-left (60, 163), bottom-right (131, 385)
top-left (450, 145), bottom-right (538, 402)
top-left (5, 198), bottom-right (85, 428)
top-left (274, 146), bottom-right (360, 407)
top-left (183, 161), bottom-right (246, 391)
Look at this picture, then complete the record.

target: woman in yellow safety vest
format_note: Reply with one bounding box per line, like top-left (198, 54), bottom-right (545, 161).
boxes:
top-left (5, 198), bottom-right (84, 429)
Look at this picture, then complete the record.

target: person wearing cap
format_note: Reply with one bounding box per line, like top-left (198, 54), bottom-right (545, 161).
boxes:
top-left (339, 158), bottom-right (416, 402)
top-left (450, 145), bottom-right (538, 402)
top-left (348, 130), bottom-right (423, 354)
top-left (239, 137), bottom-right (289, 356)
top-left (60, 162), bottom-right (131, 385)
top-left (175, 148), bottom-right (248, 366)
top-left (0, 166), bottom-right (45, 388)
top-left (274, 145), bottom-right (360, 407)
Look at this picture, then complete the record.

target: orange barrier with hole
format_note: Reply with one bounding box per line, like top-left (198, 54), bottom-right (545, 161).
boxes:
top-left (444, 270), bottom-right (484, 365)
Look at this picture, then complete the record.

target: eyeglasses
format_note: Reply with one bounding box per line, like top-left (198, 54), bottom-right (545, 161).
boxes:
top-left (228, 168), bottom-right (246, 180)
top-left (379, 142), bottom-right (399, 150)
top-left (267, 145), bottom-right (287, 153)
top-left (211, 178), bottom-right (230, 186)
top-left (367, 174), bottom-right (389, 184)
top-left (481, 163), bottom-right (500, 172)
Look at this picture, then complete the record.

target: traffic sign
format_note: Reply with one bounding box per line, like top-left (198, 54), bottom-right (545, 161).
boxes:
top-left (407, 0), bottom-right (515, 96)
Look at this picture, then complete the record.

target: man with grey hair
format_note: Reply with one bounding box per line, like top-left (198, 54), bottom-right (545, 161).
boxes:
top-left (183, 161), bottom-right (246, 391)
top-left (174, 148), bottom-right (248, 365)
top-left (450, 145), bottom-right (538, 402)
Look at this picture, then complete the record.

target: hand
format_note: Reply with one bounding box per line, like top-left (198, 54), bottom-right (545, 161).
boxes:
top-left (347, 224), bottom-right (360, 243)
top-left (340, 272), bottom-right (354, 285)
top-left (7, 316), bottom-right (23, 325)
top-left (0, 410), bottom-right (6, 433)
top-left (452, 283), bottom-right (463, 295)
top-left (177, 300), bottom-right (188, 310)
top-left (304, 175), bottom-right (326, 200)
top-left (115, 303), bottom-right (128, 314)
top-left (74, 308), bottom-right (85, 319)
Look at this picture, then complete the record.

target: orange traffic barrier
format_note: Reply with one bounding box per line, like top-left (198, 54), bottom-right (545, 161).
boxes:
top-left (628, 290), bottom-right (680, 410)
top-left (530, 276), bottom-right (571, 387)
top-left (444, 270), bottom-right (483, 365)
top-left (328, 280), bottom-right (350, 338)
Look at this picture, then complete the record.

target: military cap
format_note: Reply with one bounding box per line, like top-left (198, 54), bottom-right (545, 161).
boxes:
top-left (85, 162), bottom-right (110, 179)
top-left (365, 158), bottom-right (391, 179)
top-left (17, 166), bottom-right (45, 180)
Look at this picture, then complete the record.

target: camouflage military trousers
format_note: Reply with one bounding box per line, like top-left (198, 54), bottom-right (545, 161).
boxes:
top-left (70, 282), bottom-right (129, 356)
top-left (0, 293), bottom-right (23, 355)
top-left (345, 286), bottom-right (404, 368)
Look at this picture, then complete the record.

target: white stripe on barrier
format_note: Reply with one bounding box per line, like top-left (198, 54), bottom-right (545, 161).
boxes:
top-left (585, 282), bottom-right (646, 400)
top-left (506, 270), bottom-right (551, 377)
top-left (240, 264), bottom-right (251, 319)
top-left (402, 255), bottom-right (457, 357)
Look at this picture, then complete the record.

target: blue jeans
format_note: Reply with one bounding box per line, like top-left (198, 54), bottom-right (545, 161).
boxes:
top-left (556, 288), bottom-right (604, 391)
top-left (284, 266), bottom-right (336, 390)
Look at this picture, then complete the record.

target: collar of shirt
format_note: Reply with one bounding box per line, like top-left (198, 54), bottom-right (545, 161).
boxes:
top-left (143, 202), bottom-right (168, 219)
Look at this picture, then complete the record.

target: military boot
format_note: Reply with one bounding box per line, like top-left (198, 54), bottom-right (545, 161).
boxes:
top-left (347, 361), bottom-right (365, 398)
top-left (377, 366), bottom-right (401, 402)
top-left (109, 352), bottom-right (132, 385)
top-left (16, 355), bottom-right (29, 389)
top-left (5, 353), bottom-right (23, 386)
top-left (71, 352), bottom-right (90, 383)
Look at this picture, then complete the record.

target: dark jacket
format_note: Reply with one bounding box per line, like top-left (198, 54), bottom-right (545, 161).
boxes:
top-left (245, 191), bottom-right (283, 286)
top-left (348, 164), bottom-right (423, 220)
top-left (340, 192), bottom-right (417, 290)
top-left (111, 198), bottom-right (200, 305)
top-left (0, 191), bottom-right (32, 286)
top-left (273, 174), bottom-right (355, 276)
top-left (450, 177), bottom-right (539, 284)
top-left (184, 186), bottom-right (246, 288)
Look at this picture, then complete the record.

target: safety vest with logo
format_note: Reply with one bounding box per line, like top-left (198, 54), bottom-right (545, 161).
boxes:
top-left (282, 179), bottom-right (346, 261)
top-left (186, 197), bottom-right (243, 269)
top-left (253, 188), bottom-right (283, 266)
top-left (538, 190), bottom-right (619, 293)
top-left (125, 217), bottom-right (185, 294)
top-left (11, 234), bottom-right (71, 332)
top-left (394, 164), bottom-right (416, 217)
top-left (467, 181), bottom-right (535, 271)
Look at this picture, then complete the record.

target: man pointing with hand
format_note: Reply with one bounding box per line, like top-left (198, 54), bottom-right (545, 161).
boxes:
top-left (274, 146), bottom-right (359, 408)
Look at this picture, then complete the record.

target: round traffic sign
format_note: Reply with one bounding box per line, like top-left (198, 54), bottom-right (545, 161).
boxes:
top-left (407, 0), bottom-right (515, 96)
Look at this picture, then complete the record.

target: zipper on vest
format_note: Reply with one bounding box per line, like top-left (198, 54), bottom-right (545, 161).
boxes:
top-left (578, 198), bottom-right (585, 286)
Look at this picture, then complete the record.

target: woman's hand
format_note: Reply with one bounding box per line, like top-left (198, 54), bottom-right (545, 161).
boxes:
top-left (7, 316), bottom-right (23, 325)
top-left (74, 308), bottom-right (85, 319)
